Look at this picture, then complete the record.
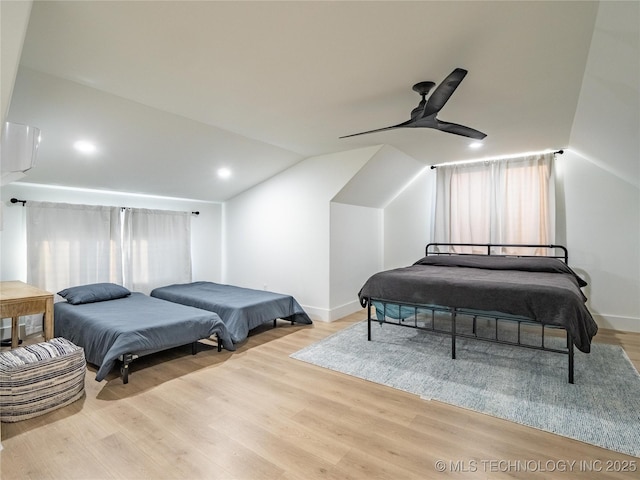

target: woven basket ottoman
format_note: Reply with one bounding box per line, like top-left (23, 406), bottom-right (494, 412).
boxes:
top-left (0, 338), bottom-right (86, 422)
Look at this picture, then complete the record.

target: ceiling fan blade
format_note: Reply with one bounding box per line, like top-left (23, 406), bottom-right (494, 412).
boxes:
top-left (340, 68), bottom-right (486, 140)
top-left (436, 120), bottom-right (487, 139)
top-left (339, 119), bottom-right (414, 138)
top-left (421, 68), bottom-right (468, 118)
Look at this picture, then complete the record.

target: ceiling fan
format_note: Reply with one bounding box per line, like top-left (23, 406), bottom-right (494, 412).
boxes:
top-left (340, 67), bottom-right (486, 140)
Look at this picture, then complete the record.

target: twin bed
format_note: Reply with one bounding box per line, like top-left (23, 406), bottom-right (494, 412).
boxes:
top-left (358, 243), bottom-right (598, 383)
top-left (150, 281), bottom-right (312, 344)
top-left (54, 282), bottom-right (311, 383)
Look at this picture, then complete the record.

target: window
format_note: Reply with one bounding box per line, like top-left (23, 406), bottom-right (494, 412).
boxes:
top-left (433, 152), bottom-right (555, 254)
top-left (26, 203), bottom-right (192, 299)
top-left (26, 202), bottom-right (122, 292)
top-left (121, 208), bottom-right (192, 293)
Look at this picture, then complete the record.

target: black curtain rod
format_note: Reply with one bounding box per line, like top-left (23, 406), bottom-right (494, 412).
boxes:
top-left (10, 198), bottom-right (199, 215)
top-left (429, 149), bottom-right (564, 169)
top-left (120, 207), bottom-right (200, 216)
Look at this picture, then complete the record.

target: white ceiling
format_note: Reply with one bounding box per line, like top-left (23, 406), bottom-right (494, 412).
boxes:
top-left (3, 1), bottom-right (611, 201)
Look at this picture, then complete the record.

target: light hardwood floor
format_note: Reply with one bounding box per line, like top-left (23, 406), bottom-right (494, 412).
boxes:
top-left (1, 312), bottom-right (639, 480)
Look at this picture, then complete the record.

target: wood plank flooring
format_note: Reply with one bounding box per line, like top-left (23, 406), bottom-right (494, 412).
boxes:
top-left (1, 312), bottom-right (639, 479)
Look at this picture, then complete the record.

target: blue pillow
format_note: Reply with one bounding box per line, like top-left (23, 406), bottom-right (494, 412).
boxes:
top-left (57, 283), bottom-right (131, 305)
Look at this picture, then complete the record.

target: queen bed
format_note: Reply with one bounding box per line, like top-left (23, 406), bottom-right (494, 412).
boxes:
top-left (358, 243), bottom-right (598, 383)
top-left (150, 281), bottom-right (312, 344)
top-left (54, 283), bottom-right (235, 383)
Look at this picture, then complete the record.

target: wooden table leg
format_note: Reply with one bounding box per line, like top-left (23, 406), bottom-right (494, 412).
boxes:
top-left (44, 297), bottom-right (54, 341)
top-left (11, 316), bottom-right (19, 348)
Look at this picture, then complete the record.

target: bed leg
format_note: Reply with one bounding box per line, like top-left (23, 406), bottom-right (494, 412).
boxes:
top-left (367, 301), bottom-right (372, 341)
top-left (217, 336), bottom-right (222, 352)
top-left (192, 341), bottom-right (198, 355)
top-left (451, 309), bottom-right (457, 359)
top-left (568, 334), bottom-right (574, 384)
top-left (121, 353), bottom-right (132, 384)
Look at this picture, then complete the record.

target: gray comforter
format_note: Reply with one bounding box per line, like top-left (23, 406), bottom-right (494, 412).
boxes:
top-left (358, 255), bottom-right (598, 353)
top-left (54, 293), bottom-right (235, 381)
top-left (151, 281), bottom-right (312, 343)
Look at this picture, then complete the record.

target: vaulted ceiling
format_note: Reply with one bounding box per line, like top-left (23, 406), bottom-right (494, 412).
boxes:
top-left (2, 1), bottom-right (637, 202)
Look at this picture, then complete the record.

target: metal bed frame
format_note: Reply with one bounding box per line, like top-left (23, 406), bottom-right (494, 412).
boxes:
top-left (365, 243), bottom-right (576, 383)
top-left (116, 318), bottom-right (294, 383)
top-left (118, 338), bottom-right (223, 384)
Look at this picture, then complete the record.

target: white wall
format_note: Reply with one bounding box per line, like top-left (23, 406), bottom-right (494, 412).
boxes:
top-left (223, 145), bottom-right (378, 321)
top-left (333, 144), bottom-right (424, 208)
top-left (328, 144), bottom-right (427, 320)
top-left (329, 202), bottom-right (382, 320)
top-left (383, 167), bottom-right (434, 270)
top-left (567, 0), bottom-right (639, 188)
top-left (557, 151), bottom-right (640, 332)
top-left (0, 0), bottom-right (32, 124)
top-left (560, 0), bottom-right (640, 332)
top-left (0, 182), bottom-right (223, 284)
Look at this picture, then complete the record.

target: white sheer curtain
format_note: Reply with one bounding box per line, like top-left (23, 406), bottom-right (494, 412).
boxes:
top-left (22, 203), bottom-right (193, 334)
top-left (494, 154), bottom-right (556, 248)
top-left (435, 162), bottom-right (493, 250)
top-left (25, 202), bottom-right (122, 334)
top-left (434, 152), bottom-right (555, 254)
top-left (121, 208), bottom-right (192, 294)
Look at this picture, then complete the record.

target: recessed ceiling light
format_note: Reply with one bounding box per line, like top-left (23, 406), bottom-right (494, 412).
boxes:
top-left (73, 140), bottom-right (97, 154)
top-left (217, 167), bottom-right (231, 179)
top-left (469, 142), bottom-right (483, 149)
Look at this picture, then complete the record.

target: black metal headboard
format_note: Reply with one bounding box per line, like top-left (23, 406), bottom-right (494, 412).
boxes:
top-left (425, 243), bottom-right (568, 264)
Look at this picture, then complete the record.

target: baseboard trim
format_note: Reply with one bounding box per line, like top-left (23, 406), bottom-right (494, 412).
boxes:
top-left (329, 300), bottom-right (363, 322)
top-left (299, 305), bottom-right (330, 323)
top-left (593, 314), bottom-right (640, 333)
top-left (301, 300), bottom-right (364, 323)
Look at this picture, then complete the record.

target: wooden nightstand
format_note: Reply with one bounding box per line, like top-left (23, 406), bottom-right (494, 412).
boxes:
top-left (0, 281), bottom-right (54, 348)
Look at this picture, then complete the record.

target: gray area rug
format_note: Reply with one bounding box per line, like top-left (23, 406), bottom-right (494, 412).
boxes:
top-left (291, 320), bottom-right (640, 457)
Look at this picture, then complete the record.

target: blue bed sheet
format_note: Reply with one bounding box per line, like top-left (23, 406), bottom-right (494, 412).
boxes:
top-left (151, 281), bottom-right (312, 344)
top-left (54, 292), bottom-right (235, 381)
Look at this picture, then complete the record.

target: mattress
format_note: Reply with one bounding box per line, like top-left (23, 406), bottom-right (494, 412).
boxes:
top-left (151, 281), bottom-right (312, 343)
top-left (54, 292), bottom-right (235, 381)
top-left (358, 255), bottom-right (598, 353)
